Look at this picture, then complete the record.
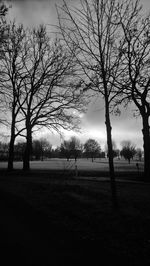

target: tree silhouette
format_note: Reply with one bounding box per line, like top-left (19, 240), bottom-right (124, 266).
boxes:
top-left (60, 136), bottom-right (82, 161)
top-left (0, 23), bottom-right (87, 171)
top-left (120, 141), bottom-right (136, 164)
top-left (0, 0), bottom-right (9, 125)
top-left (116, 0), bottom-right (150, 179)
top-left (0, 23), bottom-right (26, 170)
top-left (60, 140), bottom-right (72, 161)
top-left (57, 0), bottom-right (126, 208)
top-left (19, 26), bottom-right (87, 171)
top-left (136, 148), bottom-right (143, 162)
top-left (32, 138), bottom-right (52, 161)
top-left (84, 139), bottom-right (101, 162)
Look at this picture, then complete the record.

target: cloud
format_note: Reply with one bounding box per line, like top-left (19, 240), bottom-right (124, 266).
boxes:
top-left (78, 97), bottom-right (143, 149)
top-left (7, 0), bottom-right (59, 27)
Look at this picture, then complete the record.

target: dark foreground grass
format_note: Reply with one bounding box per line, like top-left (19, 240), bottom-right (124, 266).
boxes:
top-left (0, 169), bottom-right (150, 265)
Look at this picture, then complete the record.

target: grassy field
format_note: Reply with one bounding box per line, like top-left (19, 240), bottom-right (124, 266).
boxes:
top-left (0, 166), bottom-right (150, 265)
top-left (0, 157), bottom-right (144, 174)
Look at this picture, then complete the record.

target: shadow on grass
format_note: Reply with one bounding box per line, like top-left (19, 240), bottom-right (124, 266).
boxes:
top-left (0, 169), bottom-right (150, 265)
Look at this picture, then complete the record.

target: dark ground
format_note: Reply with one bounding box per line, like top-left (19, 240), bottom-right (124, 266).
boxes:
top-left (0, 169), bottom-right (150, 265)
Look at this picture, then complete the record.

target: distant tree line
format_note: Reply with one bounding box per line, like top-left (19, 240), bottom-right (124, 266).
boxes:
top-left (0, 137), bottom-right (143, 163)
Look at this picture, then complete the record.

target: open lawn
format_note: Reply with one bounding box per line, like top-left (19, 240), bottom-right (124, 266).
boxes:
top-left (0, 169), bottom-right (150, 265)
top-left (0, 157), bottom-right (144, 175)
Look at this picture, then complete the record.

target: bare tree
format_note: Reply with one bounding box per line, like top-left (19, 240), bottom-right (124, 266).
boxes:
top-left (0, 1), bottom-right (8, 42)
top-left (116, 0), bottom-right (150, 180)
top-left (32, 138), bottom-right (52, 161)
top-left (105, 139), bottom-right (118, 158)
top-left (136, 148), bottom-right (143, 162)
top-left (120, 140), bottom-right (136, 164)
top-left (0, 0), bottom-right (9, 124)
top-left (84, 138), bottom-right (101, 162)
top-left (60, 136), bottom-right (82, 161)
top-left (69, 136), bottom-right (82, 161)
top-left (0, 23), bottom-right (27, 170)
top-left (17, 26), bottom-right (87, 171)
top-left (60, 139), bottom-right (72, 161)
top-left (57, 0), bottom-right (126, 208)
top-left (0, 140), bottom-right (9, 161)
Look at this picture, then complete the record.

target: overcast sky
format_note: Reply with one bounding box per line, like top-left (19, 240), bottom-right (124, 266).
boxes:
top-left (4, 0), bottom-right (150, 149)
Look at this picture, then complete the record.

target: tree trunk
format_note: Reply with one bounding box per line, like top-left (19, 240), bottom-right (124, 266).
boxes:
top-left (142, 115), bottom-right (150, 180)
top-left (8, 135), bottom-right (15, 171)
top-left (23, 122), bottom-right (32, 171)
top-left (8, 113), bottom-right (16, 171)
top-left (105, 99), bottom-right (118, 209)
